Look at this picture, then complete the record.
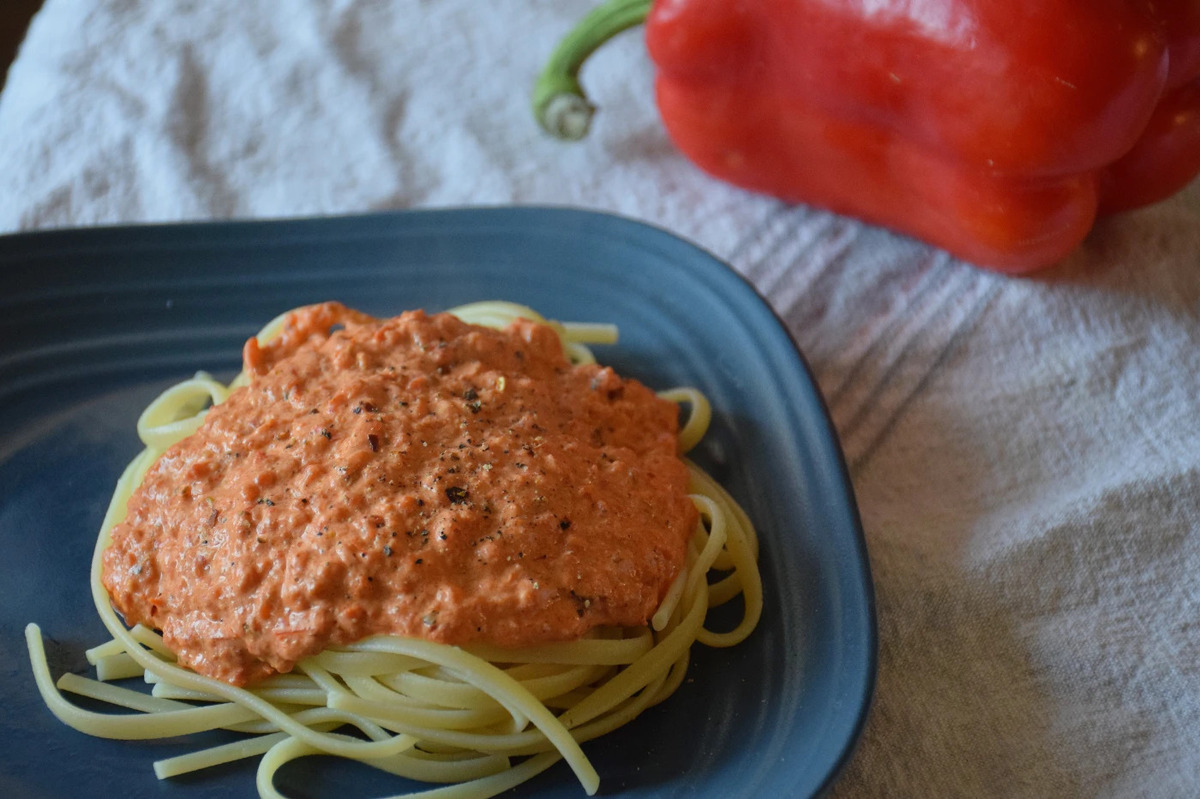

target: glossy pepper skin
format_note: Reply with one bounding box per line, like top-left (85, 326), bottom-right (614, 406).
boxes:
top-left (538, 0), bottom-right (1200, 273)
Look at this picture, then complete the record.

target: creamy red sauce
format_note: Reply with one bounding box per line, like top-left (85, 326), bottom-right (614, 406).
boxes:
top-left (101, 303), bottom-right (697, 685)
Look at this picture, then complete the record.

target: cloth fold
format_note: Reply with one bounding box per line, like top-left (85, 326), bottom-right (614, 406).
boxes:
top-left (2, 1), bottom-right (1199, 796)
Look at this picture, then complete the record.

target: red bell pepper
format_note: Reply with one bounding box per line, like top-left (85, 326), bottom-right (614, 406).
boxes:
top-left (534, 0), bottom-right (1200, 273)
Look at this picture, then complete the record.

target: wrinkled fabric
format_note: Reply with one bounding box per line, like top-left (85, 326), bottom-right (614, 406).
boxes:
top-left (2, 1), bottom-right (1199, 796)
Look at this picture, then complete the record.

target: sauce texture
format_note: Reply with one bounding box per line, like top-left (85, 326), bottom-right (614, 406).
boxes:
top-left (101, 304), bottom-right (697, 685)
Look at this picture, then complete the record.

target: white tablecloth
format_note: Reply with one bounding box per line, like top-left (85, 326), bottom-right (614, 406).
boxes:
top-left (3, 1), bottom-right (1199, 796)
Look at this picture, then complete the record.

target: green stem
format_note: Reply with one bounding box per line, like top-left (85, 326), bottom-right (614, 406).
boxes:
top-left (533, 0), bottom-right (653, 140)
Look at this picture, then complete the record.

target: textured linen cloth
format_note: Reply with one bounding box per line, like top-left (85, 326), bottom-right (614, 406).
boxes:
top-left (3, 2), bottom-right (1200, 796)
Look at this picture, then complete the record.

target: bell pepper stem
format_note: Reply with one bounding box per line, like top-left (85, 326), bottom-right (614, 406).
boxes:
top-left (534, 0), bottom-right (653, 140)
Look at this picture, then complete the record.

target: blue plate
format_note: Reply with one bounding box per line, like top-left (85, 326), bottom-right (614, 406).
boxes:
top-left (0, 208), bottom-right (875, 798)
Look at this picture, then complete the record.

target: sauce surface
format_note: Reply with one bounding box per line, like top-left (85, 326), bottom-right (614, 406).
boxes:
top-left (102, 304), bottom-right (697, 685)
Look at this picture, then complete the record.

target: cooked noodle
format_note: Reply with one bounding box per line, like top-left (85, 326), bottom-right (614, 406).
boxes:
top-left (26, 301), bottom-right (762, 798)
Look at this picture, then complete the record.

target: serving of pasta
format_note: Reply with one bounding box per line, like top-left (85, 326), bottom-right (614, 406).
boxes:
top-left (25, 300), bottom-right (763, 798)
